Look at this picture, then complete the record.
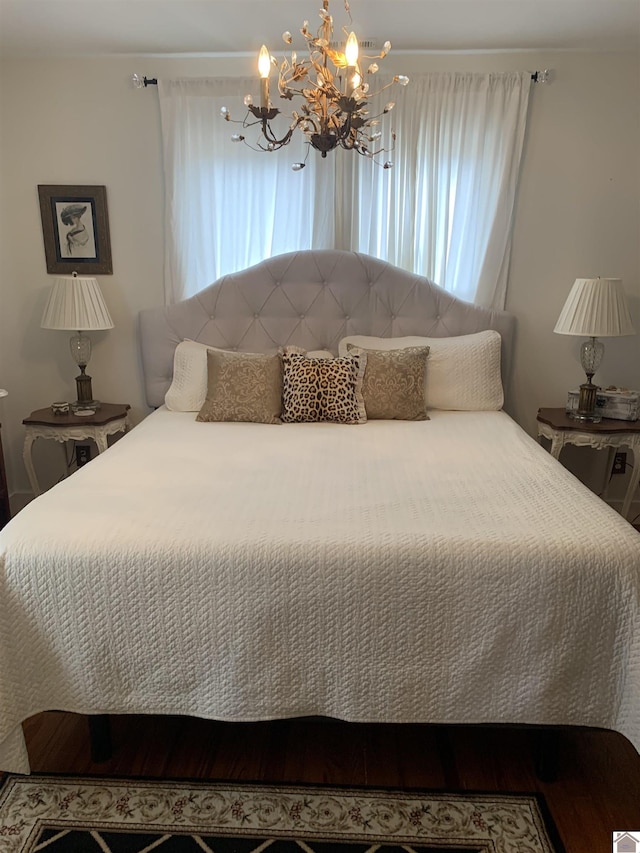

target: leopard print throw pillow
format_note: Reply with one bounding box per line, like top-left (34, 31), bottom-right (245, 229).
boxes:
top-left (280, 348), bottom-right (367, 424)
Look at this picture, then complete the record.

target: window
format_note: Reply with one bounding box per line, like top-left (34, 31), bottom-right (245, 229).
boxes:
top-left (159, 72), bottom-right (531, 309)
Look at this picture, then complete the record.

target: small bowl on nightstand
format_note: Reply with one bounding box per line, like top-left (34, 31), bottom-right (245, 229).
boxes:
top-left (51, 402), bottom-right (70, 415)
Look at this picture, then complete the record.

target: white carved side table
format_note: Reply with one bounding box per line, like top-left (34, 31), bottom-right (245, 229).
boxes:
top-left (537, 407), bottom-right (640, 521)
top-left (23, 403), bottom-right (130, 496)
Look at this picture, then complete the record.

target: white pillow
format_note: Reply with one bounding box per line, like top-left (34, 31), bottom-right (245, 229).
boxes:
top-left (306, 350), bottom-right (334, 359)
top-left (164, 341), bottom-right (334, 412)
top-left (339, 330), bottom-right (503, 411)
top-left (165, 340), bottom-right (218, 412)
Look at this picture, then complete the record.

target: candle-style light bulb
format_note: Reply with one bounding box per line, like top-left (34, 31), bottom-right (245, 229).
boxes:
top-left (345, 32), bottom-right (359, 97)
top-left (345, 32), bottom-right (359, 66)
top-left (258, 44), bottom-right (271, 108)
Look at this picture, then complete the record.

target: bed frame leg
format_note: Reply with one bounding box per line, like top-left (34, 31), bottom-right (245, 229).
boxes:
top-left (88, 714), bottom-right (112, 763)
top-left (533, 728), bottom-right (560, 783)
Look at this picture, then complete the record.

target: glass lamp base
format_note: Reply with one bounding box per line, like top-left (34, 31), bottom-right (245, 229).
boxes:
top-left (72, 400), bottom-right (101, 412)
top-left (570, 411), bottom-right (602, 424)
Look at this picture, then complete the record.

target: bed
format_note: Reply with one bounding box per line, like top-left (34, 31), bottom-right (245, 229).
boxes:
top-left (1, 249), bottom-right (639, 775)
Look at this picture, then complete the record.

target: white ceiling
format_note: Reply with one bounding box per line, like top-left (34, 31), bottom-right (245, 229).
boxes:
top-left (1, 0), bottom-right (639, 58)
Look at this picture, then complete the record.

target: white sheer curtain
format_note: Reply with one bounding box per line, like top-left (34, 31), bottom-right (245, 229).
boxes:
top-left (336, 72), bottom-right (531, 308)
top-left (159, 72), bottom-right (531, 308)
top-left (158, 78), bottom-right (335, 304)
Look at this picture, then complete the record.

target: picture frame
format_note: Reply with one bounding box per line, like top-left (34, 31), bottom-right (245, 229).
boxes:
top-left (38, 184), bottom-right (113, 275)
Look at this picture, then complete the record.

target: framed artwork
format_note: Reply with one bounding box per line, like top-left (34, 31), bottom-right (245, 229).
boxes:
top-left (38, 185), bottom-right (113, 274)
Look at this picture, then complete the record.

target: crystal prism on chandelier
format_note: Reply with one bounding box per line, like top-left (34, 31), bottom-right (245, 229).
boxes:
top-left (220, 0), bottom-right (409, 169)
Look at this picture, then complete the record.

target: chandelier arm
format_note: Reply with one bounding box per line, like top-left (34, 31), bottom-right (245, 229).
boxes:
top-left (366, 80), bottom-right (395, 96)
top-left (361, 52), bottom-right (388, 61)
top-left (279, 83), bottom-right (310, 100)
top-left (260, 121), bottom-right (296, 147)
top-left (301, 116), bottom-right (321, 134)
top-left (366, 108), bottom-right (393, 122)
top-left (339, 136), bottom-right (359, 151)
top-left (280, 79), bottom-right (312, 94)
top-left (361, 141), bottom-right (389, 156)
top-left (243, 139), bottom-right (284, 153)
top-left (241, 115), bottom-right (269, 130)
top-left (256, 141), bottom-right (286, 152)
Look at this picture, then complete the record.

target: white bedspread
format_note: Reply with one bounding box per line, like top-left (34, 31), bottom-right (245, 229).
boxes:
top-left (1, 408), bottom-right (639, 773)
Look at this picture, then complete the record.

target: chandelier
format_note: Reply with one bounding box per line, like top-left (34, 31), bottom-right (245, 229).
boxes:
top-left (221, 0), bottom-right (409, 170)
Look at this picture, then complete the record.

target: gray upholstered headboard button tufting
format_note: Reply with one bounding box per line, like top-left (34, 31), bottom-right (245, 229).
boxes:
top-left (139, 250), bottom-right (516, 409)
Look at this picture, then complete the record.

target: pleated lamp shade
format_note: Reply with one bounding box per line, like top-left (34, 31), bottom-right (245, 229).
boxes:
top-left (41, 275), bottom-right (114, 331)
top-left (554, 278), bottom-right (635, 338)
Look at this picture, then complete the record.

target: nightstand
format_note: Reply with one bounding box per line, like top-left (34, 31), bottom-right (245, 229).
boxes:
top-left (537, 407), bottom-right (640, 521)
top-left (23, 403), bottom-right (130, 497)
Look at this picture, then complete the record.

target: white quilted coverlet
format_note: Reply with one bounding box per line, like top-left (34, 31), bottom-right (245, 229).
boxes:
top-left (1, 408), bottom-right (639, 773)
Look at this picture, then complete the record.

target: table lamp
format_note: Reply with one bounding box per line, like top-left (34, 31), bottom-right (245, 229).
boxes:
top-left (41, 273), bottom-right (114, 412)
top-left (554, 277), bottom-right (635, 422)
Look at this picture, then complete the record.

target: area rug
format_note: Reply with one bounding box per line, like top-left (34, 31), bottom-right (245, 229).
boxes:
top-left (0, 775), bottom-right (563, 853)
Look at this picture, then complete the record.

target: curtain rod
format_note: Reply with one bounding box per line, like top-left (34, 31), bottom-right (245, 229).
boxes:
top-left (132, 69), bottom-right (550, 88)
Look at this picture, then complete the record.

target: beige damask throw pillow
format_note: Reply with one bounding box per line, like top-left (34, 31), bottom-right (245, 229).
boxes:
top-left (196, 349), bottom-right (283, 424)
top-left (346, 344), bottom-right (430, 420)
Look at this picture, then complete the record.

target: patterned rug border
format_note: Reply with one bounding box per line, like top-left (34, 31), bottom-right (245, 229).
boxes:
top-left (0, 773), bottom-right (566, 853)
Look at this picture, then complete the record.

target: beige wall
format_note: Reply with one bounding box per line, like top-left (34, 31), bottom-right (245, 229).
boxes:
top-left (0, 50), bottom-right (638, 500)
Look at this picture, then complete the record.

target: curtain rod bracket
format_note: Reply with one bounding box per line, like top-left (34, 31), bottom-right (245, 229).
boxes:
top-left (531, 69), bottom-right (551, 84)
top-left (132, 74), bottom-right (158, 88)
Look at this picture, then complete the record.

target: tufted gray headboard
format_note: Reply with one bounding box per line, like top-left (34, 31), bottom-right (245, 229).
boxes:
top-left (139, 250), bottom-right (516, 409)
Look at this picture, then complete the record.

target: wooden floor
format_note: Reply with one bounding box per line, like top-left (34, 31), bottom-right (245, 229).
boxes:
top-left (21, 713), bottom-right (640, 852)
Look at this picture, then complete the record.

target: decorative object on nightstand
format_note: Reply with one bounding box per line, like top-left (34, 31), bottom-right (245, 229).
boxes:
top-left (0, 389), bottom-right (10, 528)
top-left (537, 407), bottom-right (640, 521)
top-left (566, 386), bottom-right (639, 421)
top-left (41, 272), bottom-right (114, 413)
top-left (554, 277), bottom-right (635, 423)
top-left (22, 403), bottom-right (130, 497)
